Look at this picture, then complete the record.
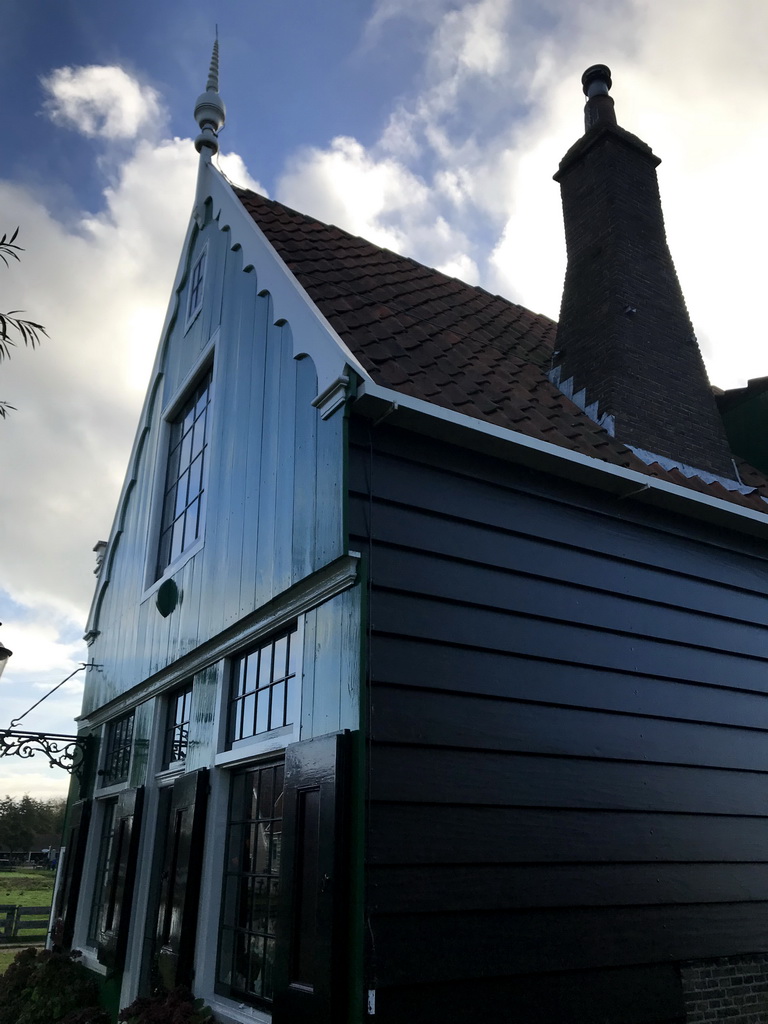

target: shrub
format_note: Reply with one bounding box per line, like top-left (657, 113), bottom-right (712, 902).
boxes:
top-left (118, 987), bottom-right (213, 1024)
top-left (0, 947), bottom-right (104, 1024)
top-left (58, 1010), bottom-right (111, 1024)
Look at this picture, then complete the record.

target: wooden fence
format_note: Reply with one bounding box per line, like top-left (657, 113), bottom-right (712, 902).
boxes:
top-left (0, 905), bottom-right (51, 944)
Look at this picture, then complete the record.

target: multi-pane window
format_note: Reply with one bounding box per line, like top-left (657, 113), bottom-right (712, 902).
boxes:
top-left (163, 684), bottom-right (193, 767)
top-left (217, 761), bottom-right (284, 1007)
top-left (101, 712), bottom-right (134, 787)
top-left (187, 250), bottom-right (206, 323)
top-left (156, 368), bottom-right (212, 578)
top-left (87, 799), bottom-right (118, 944)
top-left (228, 627), bottom-right (298, 745)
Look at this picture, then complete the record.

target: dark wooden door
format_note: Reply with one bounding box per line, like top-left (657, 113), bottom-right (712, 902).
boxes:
top-left (96, 786), bottom-right (144, 970)
top-left (155, 769), bottom-right (209, 990)
top-left (273, 732), bottom-right (349, 1024)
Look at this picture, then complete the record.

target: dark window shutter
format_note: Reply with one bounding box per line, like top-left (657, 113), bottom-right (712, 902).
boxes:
top-left (156, 769), bottom-right (209, 990)
top-left (273, 732), bottom-right (350, 1024)
top-left (96, 786), bottom-right (144, 970)
top-left (52, 799), bottom-right (91, 949)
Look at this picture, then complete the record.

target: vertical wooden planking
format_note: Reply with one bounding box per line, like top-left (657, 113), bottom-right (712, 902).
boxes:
top-left (300, 607), bottom-right (318, 741)
top-left (255, 300), bottom-right (283, 602)
top-left (315, 410), bottom-right (344, 571)
top-left (238, 288), bottom-right (269, 616)
top-left (271, 323), bottom-right (298, 597)
top-left (83, 220), bottom-right (350, 704)
top-left (215, 246), bottom-right (253, 629)
top-left (308, 590), bottom-right (360, 738)
top-left (337, 584), bottom-right (362, 732)
top-left (292, 355), bottom-right (319, 581)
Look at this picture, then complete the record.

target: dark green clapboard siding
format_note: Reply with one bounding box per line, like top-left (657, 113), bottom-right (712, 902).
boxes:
top-left (368, 744), bottom-right (768, 815)
top-left (367, 805), bottom-right (768, 863)
top-left (372, 589), bottom-right (768, 690)
top-left (348, 424), bottom-right (768, 592)
top-left (369, 862), bottom-right (768, 912)
top-left (370, 902), bottom-right (768, 983)
top-left (375, 966), bottom-right (684, 1024)
top-left (361, 500), bottom-right (768, 626)
top-left (349, 422), bottom-right (768, 1023)
top-left (371, 684), bottom-right (768, 770)
top-left (371, 635), bottom-right (768, 730)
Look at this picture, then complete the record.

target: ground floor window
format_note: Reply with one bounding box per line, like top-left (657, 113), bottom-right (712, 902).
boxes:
top-left (87, 799), bottom-right (117, 945)
top-left (217, 759), bottom-right (284, 1007)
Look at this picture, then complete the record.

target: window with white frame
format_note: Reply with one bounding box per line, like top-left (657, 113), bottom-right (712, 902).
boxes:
top-left (156, 367), bottom-right (212, 579)
top-left (217, 759), bottom-right (284, 1008)
top-left (186, 249), bottom-right (206, 325)
top-left (87, 798), bottom-right (118, 944)
top-left (227, 627), bottom-right (299, 746)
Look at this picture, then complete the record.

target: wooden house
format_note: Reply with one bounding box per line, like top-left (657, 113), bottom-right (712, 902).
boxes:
top-left (55, 56), bottom-right (768, 1024)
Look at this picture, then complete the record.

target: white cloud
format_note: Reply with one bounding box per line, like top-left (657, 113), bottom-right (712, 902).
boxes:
top-left (218, 154), bottom-right (265, 195)
top-left (0, 767), bottom-right (72, 802)
top-left (278, 135), bottom-right (477, 276)
top-left (42, 65), bottom-right (164, 140)
top-left (289, 0), bottom-right (768, 391)
top-left (0, 62), bottom-right (267, 797)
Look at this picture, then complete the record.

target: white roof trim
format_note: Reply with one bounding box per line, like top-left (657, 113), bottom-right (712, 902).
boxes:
top-left (354, 380), bottom-right (768, 538)
top-left (205, 163), bottom-right (372, 397)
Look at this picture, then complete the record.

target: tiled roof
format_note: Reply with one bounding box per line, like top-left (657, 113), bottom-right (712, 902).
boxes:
top-left (236, 188), bottom-right (768, 515)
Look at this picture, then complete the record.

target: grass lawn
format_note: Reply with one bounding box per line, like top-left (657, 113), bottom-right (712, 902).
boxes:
top-left (0, 870), bottom-right (55, 905)
top-left (0, 872), bottom-right (55, 973)
top-left (0, 946), bottom-right (18, 975)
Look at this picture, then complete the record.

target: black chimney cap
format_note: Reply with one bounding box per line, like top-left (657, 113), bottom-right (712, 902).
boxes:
top-left (582, 65), bottom-right (612, 96)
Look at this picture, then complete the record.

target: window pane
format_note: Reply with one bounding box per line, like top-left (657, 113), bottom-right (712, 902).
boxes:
top-left (273, 636), bottom-right (288, 680)
top-left (241, 693), bottom-right (255, 739)
top-left (217, 760), bottom-right (283, 1008)
top-left (170, 520), bottom-right (184, 563)
top-left (255, 691), bottom-right (269, 735)
top-left (269, 681), bottom-right (285, 731)
top-left (174, 470), bottom-right (190, 517)
top-left (101, 712), bottom-right (134, 786)
top-left (156, 367), bottom-right (211, 579)
top-left (88, 800), bottom-right (117, 944)
top-left (183, 498), bottom-right (200, 550)
top-left (163, 684), bottom-right (192, 767)
top-left (227, 627), bottom-right (298, 746)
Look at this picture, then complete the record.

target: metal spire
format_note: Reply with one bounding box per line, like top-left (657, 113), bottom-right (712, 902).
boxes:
top-left (194, 35), bottom-right (226, 155)
top-left (207, 37), bottom-right (220, 92)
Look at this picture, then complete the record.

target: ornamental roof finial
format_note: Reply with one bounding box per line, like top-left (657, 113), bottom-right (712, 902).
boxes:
top-left (194, 33), bottom-right (226, 155)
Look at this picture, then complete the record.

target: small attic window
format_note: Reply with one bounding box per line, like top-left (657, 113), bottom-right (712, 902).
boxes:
top-left (186, 249), bottom-right (206, 326)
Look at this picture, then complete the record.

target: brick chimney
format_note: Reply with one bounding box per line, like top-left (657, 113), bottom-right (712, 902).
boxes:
top-left (552, 65), bottom-right (735, 478)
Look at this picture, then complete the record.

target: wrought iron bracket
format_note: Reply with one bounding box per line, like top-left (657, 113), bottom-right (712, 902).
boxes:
top-left (0, 729), bottom-right (89, 779)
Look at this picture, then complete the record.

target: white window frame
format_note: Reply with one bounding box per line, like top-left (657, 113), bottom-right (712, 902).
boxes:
top-left (144, 339), bottom-right (217, 596)
top-left (193, 621), bottom-right (305, 1022)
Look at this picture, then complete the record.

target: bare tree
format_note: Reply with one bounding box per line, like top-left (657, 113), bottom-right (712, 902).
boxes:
top-left (0, 228), bottom-right (48, 418)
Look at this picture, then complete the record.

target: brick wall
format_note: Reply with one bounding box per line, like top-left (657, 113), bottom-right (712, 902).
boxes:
top-left (681, 953), bottom-right (768, 1023)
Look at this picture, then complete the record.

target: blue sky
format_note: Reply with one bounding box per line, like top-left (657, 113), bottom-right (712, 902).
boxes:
top-left (3, 0), bottom-right (768, 798)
